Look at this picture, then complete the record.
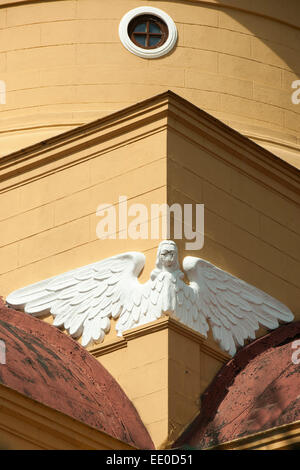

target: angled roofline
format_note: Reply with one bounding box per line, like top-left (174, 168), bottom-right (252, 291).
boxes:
top-left (0, 91), bottom-right (299, 205)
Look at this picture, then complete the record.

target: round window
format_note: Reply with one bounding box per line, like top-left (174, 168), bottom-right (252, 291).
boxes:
top-left (119, 7), bottom-right (178, 59)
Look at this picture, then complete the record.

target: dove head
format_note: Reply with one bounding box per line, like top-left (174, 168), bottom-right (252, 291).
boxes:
top-left (156, 240), bottom-right (180, 272)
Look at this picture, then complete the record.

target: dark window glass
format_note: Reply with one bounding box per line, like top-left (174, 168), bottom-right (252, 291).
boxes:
top-left (149, 23), bottom-right (161, 34)
top-left (134, 23), bottom-right (146, 33)
top-left (128, 15), bottom-right (169, 50)
top-left (149, 36), bottom-right (161, 47)
top-left (135, 35), bottom-right (147, 47)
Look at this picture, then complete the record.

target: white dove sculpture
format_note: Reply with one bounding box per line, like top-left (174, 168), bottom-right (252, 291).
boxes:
top-left (6, 240), bottom-right (293, 356)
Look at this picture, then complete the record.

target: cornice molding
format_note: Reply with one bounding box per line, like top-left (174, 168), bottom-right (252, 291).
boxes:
top-left (166, 97), bottom-right (300, 203)
top-left (200, 342), bottom-right (231, 363)
top-left (0, 383), bottom-right (134, 450)
top-left (119, 7), bottom-right (178, 59)
top-left (8, 238), bottom-right (291, 357)
top-left (207, 419), bottom-right (300, 450)
top-left (89, 338), bottom-right (127, 358)
top-left (89, 315), bottom-right (230, 364)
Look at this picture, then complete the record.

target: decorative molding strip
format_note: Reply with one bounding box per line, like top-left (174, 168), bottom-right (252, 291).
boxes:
top-left (89, 338), bottom-right (127, 358)
top-left (165, 316), bottom-right (206, 344)
top-left (166, 101), bottom-right (300, 202)
top-left (7, 240), bottom-right (294, 357)
top-left (90, 315), bottom-right (230, 364)
top-left (167, 317), bottom-right (230, 363)
top-left (119, 7), bottom-right (177, 59)
top-left (123, 316), bottom-right (172, 340)
top-left (0, 100), bottom-right (169, 191)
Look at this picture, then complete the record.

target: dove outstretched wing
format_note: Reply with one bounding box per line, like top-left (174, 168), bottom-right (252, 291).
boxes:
top-left (6, 242), bottom-right (294, 355)
top-left (6, 252), bottom-right (151, 347)
top-left (182, 256), bottom-right (294, 356)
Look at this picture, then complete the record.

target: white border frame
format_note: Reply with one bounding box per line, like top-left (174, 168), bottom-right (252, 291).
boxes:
top-left (119, 7), bottom-right (178, 59)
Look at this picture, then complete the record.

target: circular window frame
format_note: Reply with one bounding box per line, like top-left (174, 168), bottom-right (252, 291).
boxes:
top-left (119, 7), bottom-right (177, 59)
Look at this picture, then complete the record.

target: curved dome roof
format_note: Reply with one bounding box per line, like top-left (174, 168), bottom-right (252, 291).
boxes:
top-left (0, 298), bottom-right (154, 449)
top-left (175, 321), bottom-right (300, 449)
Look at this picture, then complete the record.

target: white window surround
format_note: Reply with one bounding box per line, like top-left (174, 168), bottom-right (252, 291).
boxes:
top-left (118, 7), bottom-right (178, 59)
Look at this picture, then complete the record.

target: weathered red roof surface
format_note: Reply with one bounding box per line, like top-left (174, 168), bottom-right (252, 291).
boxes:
top-left (0, 298), bottom-right (154, 449)
top-left (175, 321), bottom-right (300, 449)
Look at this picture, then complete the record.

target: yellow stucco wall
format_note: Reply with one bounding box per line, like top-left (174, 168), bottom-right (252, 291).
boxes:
top-left (0, 384), bottom-right (135, 449)
top-left (0, 0), bottom-right (299, 166)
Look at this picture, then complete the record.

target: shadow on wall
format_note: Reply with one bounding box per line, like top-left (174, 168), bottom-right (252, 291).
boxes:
top-left (217, 0), bottom-right (300, 74)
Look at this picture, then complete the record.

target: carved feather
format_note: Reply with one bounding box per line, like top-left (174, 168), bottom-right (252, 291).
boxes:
top-left (183, 256), bottom-right (294, 355)
top-left (6, 241), bottom-right (294, 355)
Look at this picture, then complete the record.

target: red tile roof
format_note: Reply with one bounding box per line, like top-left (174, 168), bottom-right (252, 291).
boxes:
top-left (0, 298), bottom-right (154, 449)
top-left (175, 321), bottom-right (300, 449)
